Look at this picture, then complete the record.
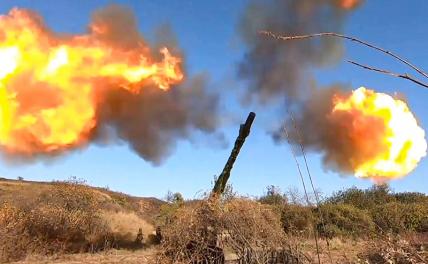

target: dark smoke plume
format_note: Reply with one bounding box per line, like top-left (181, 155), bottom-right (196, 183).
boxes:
top-left (238, 0), bottom-right (363, 173)
top-left (90, 5), bottom-right (143, 50)
top-left (238, 0), bottom-right (350, 103)
top-left (91, 5), bottom-right (221, 165)
top-left (96, 74), bottom-right (220, 165)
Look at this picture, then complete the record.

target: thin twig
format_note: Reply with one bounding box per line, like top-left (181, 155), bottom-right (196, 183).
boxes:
top-left (288, 111), bottom-right (333, 264)
top-left (348, 60), bottom-right (428, 89)
top-left (282, 123), bottom-right (321, 264)
top-left (260, 31), bottom-right (428, 80)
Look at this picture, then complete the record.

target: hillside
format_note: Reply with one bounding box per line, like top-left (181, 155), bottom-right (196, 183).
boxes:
top-left (0, 177), bottom-right (165, 221)
top-left (0, 177), bottom-right (165, 220)
top-left (0, 177), bottom-right (165, 263)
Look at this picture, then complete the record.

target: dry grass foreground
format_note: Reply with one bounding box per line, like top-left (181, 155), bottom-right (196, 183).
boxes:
top-left (12, 249), bottom-right (157, 264)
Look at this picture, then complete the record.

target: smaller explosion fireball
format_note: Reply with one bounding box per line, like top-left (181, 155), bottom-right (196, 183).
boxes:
top-left (330, 87), bottom-right (427, 180)
top-left (335, 0), bottom-right (363, 10)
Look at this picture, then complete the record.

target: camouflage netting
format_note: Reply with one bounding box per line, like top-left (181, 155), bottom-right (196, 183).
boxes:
top-left (155, 198), bottom-right (309, 263)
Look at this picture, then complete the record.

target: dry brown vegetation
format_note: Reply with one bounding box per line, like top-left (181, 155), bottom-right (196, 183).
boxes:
top-left (156, 198), bottom-right (307, 263)
top-left (0, 178), bottom-right (427, 263)
top-left (0, 178), bottom-right (161, 263)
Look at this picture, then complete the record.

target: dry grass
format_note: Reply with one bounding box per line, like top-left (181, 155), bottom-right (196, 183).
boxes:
top-left (0, 181), bottom-right (110, 262)
top-left (0, 178), bottom-right (160, 263)
top-left (100, 211), bottom-right (154, 240)
top-left (13, 248), bottom-right (157, 264)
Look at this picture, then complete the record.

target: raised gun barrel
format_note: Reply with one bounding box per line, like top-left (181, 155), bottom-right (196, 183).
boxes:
top-left (212, 112), bottom-right (256, 195)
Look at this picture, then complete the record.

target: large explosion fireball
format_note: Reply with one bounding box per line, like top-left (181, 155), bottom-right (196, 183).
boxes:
top-left (330, 87), bottom-right (427, 180)
top-left (0, 8), bottom-right (183, 156)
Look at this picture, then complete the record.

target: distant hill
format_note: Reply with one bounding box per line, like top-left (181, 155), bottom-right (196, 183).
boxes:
top-left (0, 177), bottom-right (166, 262)
top-left (0, 177), bottom-right (165, 225)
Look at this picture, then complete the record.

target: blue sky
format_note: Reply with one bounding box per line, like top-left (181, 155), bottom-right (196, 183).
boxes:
top-left (0, 0), bottom-right (427, 199)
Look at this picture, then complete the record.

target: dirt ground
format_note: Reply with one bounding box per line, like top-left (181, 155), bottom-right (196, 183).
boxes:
top-left (13, 249), bottom-right (157, 264)
top-left (10, 240), bottom-right (366, 264)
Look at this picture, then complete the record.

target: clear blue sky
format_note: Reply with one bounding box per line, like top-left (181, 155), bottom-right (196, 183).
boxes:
top-left (0, 0), bottom-right (427, 199)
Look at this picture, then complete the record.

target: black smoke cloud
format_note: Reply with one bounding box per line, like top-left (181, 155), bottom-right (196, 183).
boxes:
top-left (237, 0), bottom-right (364, 173)
top-left (238, 0), bottom-right (349, 103)
top-left (96, 74), bottom-right (220, 165)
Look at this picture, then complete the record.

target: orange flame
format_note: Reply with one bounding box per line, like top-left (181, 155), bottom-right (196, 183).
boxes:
top-left (330, 87), bottom-right (427, 180)
top-left (335, 0), bottom-right (363, 10)
top-left (0, 8), bottom-right (183, 155)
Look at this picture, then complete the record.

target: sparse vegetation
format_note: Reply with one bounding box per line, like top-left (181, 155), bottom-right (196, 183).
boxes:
top-left (0, 178), bottom-right (159, 262)
top-left (274, 185), bottom-right (428, 242)
top-left (259, 185), bottom-right (287, 207)
top-left (0, 179), bottom-right (109, 262)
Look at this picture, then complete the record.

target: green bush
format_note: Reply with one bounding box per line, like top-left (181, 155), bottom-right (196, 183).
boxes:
top-left (394, 192), bottom-right (428, 204)
top-left (157, 191), bottom-right (185, 226)
top-left (318, 203), bottom-right (375, 238)
top-left (371, 202), bottom-right (404, 233)
top-left (402, 203), bottom-right (428, 232)
top-left (371, 202), bottom-right (428, 233)
top-left (259, 185), bottom-right (287, 206)
top-left (280, 204), bottom-right (314, 235)
top-left (327, 184), bottom-right (395, 210)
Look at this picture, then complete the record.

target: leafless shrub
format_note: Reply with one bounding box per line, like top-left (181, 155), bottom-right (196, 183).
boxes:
top-left (360, 235), bottom-right (427, 263)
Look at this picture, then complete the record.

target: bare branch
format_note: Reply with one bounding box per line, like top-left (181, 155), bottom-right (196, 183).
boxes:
top-left (260, 31), bottom-right (428, 80)
top-left (348, 60), bottom-right (428, 89)
top-left (282, 122), bottom-right (322, 264)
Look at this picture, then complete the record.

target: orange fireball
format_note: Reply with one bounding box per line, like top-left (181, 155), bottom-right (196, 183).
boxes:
top-left (0, 8), bottom-right (183, 155)
top-left (335, 0), bottom-right (363, 10)
top-left (331, 87), bottom-right (427, 180)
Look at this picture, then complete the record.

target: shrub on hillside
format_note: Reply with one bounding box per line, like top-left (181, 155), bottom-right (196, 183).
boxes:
top-left (327, 184), bottom-right (394, 210)
top-left (402, 203), bottom-right (428, 232)
top-left (0, 181), bottom-right (111, 262)
top-left (371, 202), bottom-right (428, 233)
top-left (157, 192), bottom-right (186, 226)
top-left (318, 203), bottom-right (375, 238)
top-left (259, 185), bottom-right (287, 207)
top-left (326, 185), bottom-right (428, 235)
top-left (281, 204), bottom-right (315, 236)
top-left (371, 202), bottom-right (404, 234)
top-left (394, 192), bottom-right (428, 204)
